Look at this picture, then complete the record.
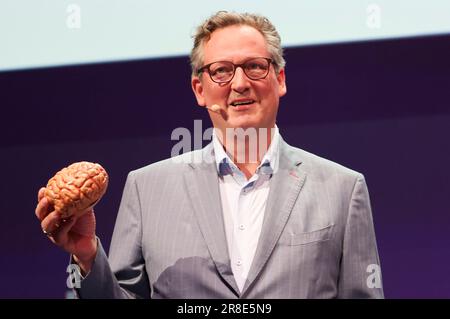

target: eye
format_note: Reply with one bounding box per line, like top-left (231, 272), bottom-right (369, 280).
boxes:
top-left (210, 63), bottom-right (233, 76)
top-left (247, 62), bottom-right (261, 70)
top-left (243, 59), bottom-right (270, 79)
top-left (213, 66), bottom-right (230, 75)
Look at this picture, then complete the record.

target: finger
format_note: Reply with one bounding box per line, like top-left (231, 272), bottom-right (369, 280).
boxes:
top-left (35, 197), bottom-right (47, 220)
top-left (35, 197), bottom-right (52, 220)
top-left (51, 217), bottom-right (77, 244)
top-left (37, 187), bottom-right (46, 203)
top-left (40, 210), bottom-right (62, 235)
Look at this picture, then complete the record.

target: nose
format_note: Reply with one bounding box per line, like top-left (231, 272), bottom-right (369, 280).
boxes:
top-left (230, 66), bottom-right (250, 93)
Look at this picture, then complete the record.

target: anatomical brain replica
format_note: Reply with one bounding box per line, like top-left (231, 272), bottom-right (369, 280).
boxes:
top-left (45, 162), bottom-right (109, 218)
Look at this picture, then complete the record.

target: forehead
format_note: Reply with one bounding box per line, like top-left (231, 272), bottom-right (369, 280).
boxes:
top-left (202, 25), bottom-right (269, 64)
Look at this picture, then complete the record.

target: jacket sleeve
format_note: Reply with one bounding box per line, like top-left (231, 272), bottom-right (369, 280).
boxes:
top-left (337, 174), bottom-right (384, 298)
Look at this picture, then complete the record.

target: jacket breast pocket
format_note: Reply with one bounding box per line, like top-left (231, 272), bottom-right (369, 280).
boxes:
top-left (280, 224), bottom-right (334, 246)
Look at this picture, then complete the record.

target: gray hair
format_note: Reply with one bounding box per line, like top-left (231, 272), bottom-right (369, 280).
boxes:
top-left (190, 11), bottom-right (286, 76)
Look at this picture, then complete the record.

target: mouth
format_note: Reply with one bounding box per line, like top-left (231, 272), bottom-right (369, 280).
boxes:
top-left (230, 99), bottom-right (255, 110)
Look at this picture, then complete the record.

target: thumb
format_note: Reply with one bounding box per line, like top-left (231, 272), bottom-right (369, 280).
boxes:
top-left (71, 210), bottom-right (96, 237)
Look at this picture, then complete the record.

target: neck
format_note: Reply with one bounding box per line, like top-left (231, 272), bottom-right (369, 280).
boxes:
top-left (215, 126), bottom-right (276, 179)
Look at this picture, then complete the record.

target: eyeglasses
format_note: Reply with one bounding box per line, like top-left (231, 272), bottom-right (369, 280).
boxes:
top-left (197, 57), bottom-right (274, 84)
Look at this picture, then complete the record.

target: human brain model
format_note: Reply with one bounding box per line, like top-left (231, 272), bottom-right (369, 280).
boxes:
top-left (45, 162), bottom-right (108, 218)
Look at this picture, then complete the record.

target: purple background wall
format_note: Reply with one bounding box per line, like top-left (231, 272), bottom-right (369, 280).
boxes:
top-left (0, 34), bottom-right (449, 298)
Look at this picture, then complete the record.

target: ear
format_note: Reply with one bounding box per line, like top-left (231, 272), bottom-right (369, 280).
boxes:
top-left (276, 68), bottom-right (287, 97)
top-left (191, 76), bottom-right (206, 107)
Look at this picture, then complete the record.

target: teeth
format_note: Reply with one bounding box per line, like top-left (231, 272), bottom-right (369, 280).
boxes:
top-left (232, 101), bottom-right (253, 106)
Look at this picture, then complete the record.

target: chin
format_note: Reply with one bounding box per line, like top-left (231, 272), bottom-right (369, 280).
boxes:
top-left (228, 122), bottom-right (257, 130)
top-left (230, 117), bottom-right (272, 130)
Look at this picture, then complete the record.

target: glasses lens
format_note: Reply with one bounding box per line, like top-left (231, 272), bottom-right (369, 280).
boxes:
top-left (209, 61), bottom-right (234, 82)
top-left (244, 58), bottom-right (270, 79)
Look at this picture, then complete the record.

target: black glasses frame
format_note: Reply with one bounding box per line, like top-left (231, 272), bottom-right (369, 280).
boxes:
top-left (197, 57), bottom-right (274, 84)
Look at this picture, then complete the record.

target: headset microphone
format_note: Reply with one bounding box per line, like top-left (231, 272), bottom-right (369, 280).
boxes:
top-left (206, 104), bottom-right (222, 113)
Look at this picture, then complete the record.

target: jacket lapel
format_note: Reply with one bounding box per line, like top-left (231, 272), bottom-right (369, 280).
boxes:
top-left (183, 145), bottom-right (240, 296)
top-left (242, 139), bottom-right (306, 296)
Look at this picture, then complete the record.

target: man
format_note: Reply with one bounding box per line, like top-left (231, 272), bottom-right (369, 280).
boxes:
top-left (35, 11), bottom-right (383, 298)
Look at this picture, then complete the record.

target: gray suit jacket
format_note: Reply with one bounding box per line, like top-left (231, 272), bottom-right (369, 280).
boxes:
top-left (77, 138), bottom-right (383, 298)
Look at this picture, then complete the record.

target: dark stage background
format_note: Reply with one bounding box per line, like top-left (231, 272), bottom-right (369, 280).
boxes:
top-left (0, 34), bottom-right (449, 298)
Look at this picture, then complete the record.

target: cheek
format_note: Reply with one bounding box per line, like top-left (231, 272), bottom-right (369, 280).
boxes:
top-left (204, 84), bottom-right (228, 101)
top-left (259, 82), bottom-right (281, 102)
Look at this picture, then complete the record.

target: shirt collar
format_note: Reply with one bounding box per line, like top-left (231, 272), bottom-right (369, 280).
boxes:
top-left (212, 125), bottom-right (280, 177)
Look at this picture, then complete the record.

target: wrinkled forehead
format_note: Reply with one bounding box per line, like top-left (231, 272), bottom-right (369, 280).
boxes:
top-left (202, 25), bottom-right (270, 64)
